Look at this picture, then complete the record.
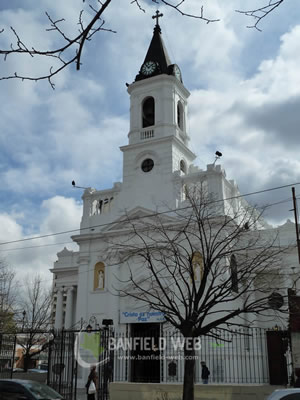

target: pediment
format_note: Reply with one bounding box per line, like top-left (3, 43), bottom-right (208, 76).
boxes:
top-left (57, 247), bottom-right (74, 257)
top-left (102, 206), bottom-right (178, 232)
top-left (277, 219), bottom-right (295, 230)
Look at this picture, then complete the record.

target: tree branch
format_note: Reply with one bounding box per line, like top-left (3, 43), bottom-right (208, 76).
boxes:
top-left (236, 0), bottom-right (285, 31)
top-left (0, 0), bottom-right (115, 88)
top-left (152, 1), bottom-right (220, 23)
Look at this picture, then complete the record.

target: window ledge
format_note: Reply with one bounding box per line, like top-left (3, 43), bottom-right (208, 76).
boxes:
top-left (91, 288), bottom-right (108, 294)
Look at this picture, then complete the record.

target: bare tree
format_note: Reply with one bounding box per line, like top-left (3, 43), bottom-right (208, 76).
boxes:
top-left (113, 186), bottom-right (292, 400)
top-left (17, 275), bottom-right (51, 371)
top-left (0, 259), bottom-right (17, 333)
top-left (0, 0), bottom-right (284, 88)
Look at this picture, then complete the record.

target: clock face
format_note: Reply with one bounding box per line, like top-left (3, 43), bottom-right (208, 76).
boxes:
top-left (141, 158), bottom-right (154, 172)
top-left (174, 65), bottom-right (182, 81)
top-left (141, 61), bottom-right (157, 76)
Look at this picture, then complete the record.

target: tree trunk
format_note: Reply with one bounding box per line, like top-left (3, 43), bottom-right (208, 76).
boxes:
top-left (182, 345), bottom-right (195, 400)
top-left (23, 352), bottom-right (30, 372)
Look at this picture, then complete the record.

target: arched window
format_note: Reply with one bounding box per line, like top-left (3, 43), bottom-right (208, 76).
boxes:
top-left (94, 262), bottom-right (105, 290)
top-left (180, 160), bottom-right (186, 174)
top-left (177, 101), bottom-right (184, 130)
top-left (230, 255), bottom-right (238, 293)
top-left (192, 252), bottom-right (204, 282)
top-left (142, 97), bottom-right (155, 128)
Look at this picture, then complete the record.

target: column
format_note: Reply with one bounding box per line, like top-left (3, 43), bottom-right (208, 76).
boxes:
top-left (54, 288), bottom-right (63, 329)
top-left (64, 286), bottom-right (75, 329)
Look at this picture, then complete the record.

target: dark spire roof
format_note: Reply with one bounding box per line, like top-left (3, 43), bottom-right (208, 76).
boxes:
top-left (135, 22), bottom-right (173, 82)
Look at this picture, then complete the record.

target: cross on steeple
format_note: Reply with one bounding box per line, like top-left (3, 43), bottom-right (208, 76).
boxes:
top-left (152, 10), bottom-right (163, 26)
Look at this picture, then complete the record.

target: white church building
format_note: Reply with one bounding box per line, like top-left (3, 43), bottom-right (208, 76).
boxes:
top-left (50, 15), bottom-right (300, 390)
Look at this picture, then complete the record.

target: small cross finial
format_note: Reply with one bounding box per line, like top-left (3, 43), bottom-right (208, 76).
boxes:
top-left (152, 10), bottom-right (163, 26)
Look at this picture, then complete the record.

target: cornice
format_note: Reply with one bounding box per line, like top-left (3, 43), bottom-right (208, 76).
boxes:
top-left (120, 135), bottom-right (196, 160)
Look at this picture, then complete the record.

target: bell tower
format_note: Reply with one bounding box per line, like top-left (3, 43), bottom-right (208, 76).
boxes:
top-left (120, 12), bottom-right (196, 210)
top-left (127, 11), bottom-right (191, 147)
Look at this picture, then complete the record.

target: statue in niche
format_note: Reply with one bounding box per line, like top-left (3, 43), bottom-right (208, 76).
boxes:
top-left (98, 270), bottom-right (104, 289)
top-left (192, 253), bottom-right (204, 282)
top-left (193, 262), bottom-right (203, 281)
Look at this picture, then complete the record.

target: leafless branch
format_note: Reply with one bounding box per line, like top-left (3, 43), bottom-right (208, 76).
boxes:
top-left (131, 0), bottom-right (146, 13)
top-left (236, 0), bottom-right (285, 31)
top-left (0, 0), bottom-right (114, 88)
top-left (152, 0), bottom-right (220, 23)
top-left (17, 275), bottom-right (52, 371)
top-left (114, 186), bottom-right (291, 336)
top-left (0, 259), bottom-right (17, 332)
top-left (0, 0), bottom-right (221, 88)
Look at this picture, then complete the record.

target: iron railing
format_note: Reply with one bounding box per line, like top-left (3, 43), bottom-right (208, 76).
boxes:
top-left (47, 329), bottom-right (77, 400)
top-left (0, 327), bottom-right (288, 398)
top-left (0, 333), bottom-right (16, 379)
top-left (113, 327), bottom-right (270, 384)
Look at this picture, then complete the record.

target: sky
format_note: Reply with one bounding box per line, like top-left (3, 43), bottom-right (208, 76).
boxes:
top-left (0, 0), bottom-right (300, 284)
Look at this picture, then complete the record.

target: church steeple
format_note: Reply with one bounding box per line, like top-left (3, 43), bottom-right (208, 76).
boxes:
top-left (118, 13), bottom-right (195, 213)
top-left (135, 11), bottom-right (182, 83)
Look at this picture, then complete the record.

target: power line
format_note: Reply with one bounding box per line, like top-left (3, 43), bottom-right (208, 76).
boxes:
top-left (2, 195), bottom-right (299, 254)
top-left (10, 240), bottom-right (299, 292)
top-left (0, 181), bottom-right (299, 248)
top-left (5, 193), bottom-right (299, 289)
top-left (0, 241), bottom-right (74, 253)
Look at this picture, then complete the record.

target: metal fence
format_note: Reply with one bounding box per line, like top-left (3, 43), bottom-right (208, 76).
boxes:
top-left (47, 330), bottom-right (77, 400)
top-left (113, 327), bottom-right (270, 384)
top-left (0, 330), bottom-right (78, 400)
top-left (0, 333), bottom-right (16, 379)
top-left (0, 327), bottom-right (286, 394)
top-left (98, 327), bottom-right (114, 400)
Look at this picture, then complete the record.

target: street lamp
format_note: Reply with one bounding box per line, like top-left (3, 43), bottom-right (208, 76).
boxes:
top-left (102, 319), bottom-right (113, 328)
top-left (22, 311), bottom-right (26, 332)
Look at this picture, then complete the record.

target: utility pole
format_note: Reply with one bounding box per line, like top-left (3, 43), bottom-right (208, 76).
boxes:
top-left (292, 187), bottom-right (300, 265)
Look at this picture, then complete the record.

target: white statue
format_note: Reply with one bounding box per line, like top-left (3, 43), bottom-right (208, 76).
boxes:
top-left (193, 262), bottom-right (203, 282)
top-left (98, 270), bottom-right (104, 289)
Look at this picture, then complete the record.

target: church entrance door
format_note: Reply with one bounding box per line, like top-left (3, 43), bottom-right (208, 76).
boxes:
top-left (266, 330), bottom-right (288, 385)
top-left (131, 323), bottom-right (160, 383)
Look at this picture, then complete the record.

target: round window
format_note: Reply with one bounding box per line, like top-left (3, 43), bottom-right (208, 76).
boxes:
top-left (141, 158), bottom-right (154, 172)
top-left (268, 292), bottom-right (284, 310)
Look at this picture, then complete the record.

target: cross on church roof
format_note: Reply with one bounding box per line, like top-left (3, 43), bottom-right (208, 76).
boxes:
top-left (152, 10), bottom-right (163, 26)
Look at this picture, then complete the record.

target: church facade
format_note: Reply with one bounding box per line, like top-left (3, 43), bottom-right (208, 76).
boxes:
top-left (50, 16), bottom-right (299, 389)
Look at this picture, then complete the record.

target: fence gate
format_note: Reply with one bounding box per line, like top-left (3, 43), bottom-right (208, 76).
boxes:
top-left (266, 330), bottom-right (289, 385)
top-left (47, 330), bottom-right (77, 400)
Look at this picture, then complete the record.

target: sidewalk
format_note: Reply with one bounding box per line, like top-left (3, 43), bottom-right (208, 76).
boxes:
top-left (76, 388), bottom-right (86, 400)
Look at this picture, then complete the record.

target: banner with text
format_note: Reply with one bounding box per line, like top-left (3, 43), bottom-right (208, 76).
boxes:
top-left (120, 310), bottom-right (165, 323)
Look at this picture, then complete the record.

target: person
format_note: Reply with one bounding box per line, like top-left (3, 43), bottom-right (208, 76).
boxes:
top-left (201, 361), bottom-right (210, 384)
top-left (85, 365), bottom-right (98, 400)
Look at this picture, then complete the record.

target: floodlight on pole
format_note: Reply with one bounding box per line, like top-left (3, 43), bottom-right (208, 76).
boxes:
top-left (71, 180), bottom-right (89, 190)
top-left (213, 151), bottom-right (222, 166)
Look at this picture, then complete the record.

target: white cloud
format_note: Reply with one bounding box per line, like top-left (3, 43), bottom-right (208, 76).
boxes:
top-left (1, 0), bottom-right (300, 281)
top-left (188, 22), bottom-right (300, 223)
top-left (0, 214), bottom-right (23, 243)
top-left (0, 196), bottom-right (82, 284)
